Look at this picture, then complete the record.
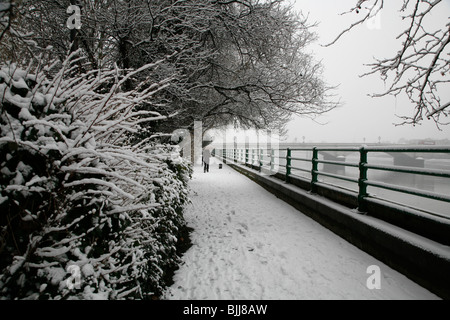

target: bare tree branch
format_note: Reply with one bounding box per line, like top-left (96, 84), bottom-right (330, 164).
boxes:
top-left (327, 0), bottom-right (450, 127)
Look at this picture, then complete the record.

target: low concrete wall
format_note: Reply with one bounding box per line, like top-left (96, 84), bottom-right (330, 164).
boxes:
top-left (227, 162), bottom-right (450, 300)
top-left (244, 163), bottom-right (450, 246)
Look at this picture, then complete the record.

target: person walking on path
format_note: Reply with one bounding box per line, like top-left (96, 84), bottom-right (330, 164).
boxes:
top-left (202, 148), bottom-right (211, 173)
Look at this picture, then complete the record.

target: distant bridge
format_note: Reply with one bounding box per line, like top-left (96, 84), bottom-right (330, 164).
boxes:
top-left (212, 142), bottom-right (450, 170)
top-left (281, 143), bottom-right (449, 168)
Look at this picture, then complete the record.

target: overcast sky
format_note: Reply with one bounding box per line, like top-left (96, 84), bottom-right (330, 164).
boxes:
top-left (286, 0), bottom-right (450, 144)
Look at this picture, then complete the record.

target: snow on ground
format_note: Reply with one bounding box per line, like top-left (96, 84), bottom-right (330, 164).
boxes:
top-left (163, 157), bottom-right (439, 300)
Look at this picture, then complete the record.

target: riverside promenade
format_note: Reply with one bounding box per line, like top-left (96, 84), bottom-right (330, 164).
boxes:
top-left (163, 158), bottom-right (439, 300)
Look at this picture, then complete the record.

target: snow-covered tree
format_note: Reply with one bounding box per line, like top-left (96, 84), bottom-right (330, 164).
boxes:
top-left (13, 0), bottom-right (335, 136)
top-left (185, 0), bottom-right (335, 134)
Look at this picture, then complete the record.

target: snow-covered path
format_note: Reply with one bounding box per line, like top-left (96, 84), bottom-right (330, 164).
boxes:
top-left (163, 158), bottom-right (439, 300)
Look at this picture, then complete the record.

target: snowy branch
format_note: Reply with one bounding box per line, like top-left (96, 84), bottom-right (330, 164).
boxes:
top-left (327, 0), bottom-right (450, 127)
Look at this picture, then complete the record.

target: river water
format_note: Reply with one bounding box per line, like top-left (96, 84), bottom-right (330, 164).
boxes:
top-left (277, 149), bottom-right (450, 219)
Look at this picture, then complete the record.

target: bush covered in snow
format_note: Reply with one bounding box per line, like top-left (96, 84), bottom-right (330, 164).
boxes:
top-left (0, 57), bottom-right (191, 299)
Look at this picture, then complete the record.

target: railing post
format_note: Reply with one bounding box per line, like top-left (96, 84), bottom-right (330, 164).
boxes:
top-left (286, 148), bottom-right (291, 183)
top-left (259, 148), bottom-right (263, 172)
top-left (358, 146), bottom-right (368, 212)
top-left (251, 149), bottom-right (254, 167)
top-left (270, 148), bottom-right (274, 172)
top-left (311, 147), bottom-right (318, 193)
top-left (234, 148), bottom-right (237, 163)
top-left (245, 148), bottom-right (249, 165)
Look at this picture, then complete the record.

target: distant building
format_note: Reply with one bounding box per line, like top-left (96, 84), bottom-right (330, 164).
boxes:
top-left (418, 139), bottom-right (436, 145)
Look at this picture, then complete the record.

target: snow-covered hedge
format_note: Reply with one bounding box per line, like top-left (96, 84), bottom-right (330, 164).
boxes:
top-left (0, 58), bottom-right (191, 299)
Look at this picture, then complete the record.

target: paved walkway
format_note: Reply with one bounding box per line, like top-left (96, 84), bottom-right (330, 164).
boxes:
top-left (163, 158), bottom-right (439, 300)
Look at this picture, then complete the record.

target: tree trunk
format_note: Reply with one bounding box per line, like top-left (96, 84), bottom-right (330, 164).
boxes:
top-left (69, 0), bottom-right (79, 54)
top-left (118, 36), bottom-right (133, 90)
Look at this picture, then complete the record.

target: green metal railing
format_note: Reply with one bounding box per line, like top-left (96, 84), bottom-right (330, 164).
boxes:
top-left (215, 146), bottom-right (450, 218)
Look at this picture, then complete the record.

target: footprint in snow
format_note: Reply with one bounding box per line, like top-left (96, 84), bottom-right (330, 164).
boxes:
top-left (238, 222), bottom-right (248, 231)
